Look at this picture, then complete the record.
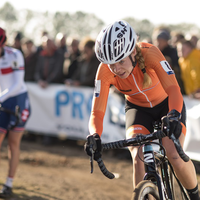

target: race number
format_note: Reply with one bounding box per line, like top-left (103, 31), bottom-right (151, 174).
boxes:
top-left (160, 60), bottom-right (174, 75)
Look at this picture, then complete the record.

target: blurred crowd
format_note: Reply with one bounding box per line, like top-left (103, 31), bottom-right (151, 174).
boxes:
top-left (149, 27), bottom-right (200, 99)
top-left (8, 28), bottom-right (200, 100)
top-left (9, 30), bottom-right (100, 89)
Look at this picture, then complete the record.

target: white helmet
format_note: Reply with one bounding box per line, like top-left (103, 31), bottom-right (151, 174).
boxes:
top-left (95, 20), bottom-right (137, 64)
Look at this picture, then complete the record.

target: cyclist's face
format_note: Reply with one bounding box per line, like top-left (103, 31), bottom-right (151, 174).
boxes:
top-left (108, 51), bottom-right (136, 79)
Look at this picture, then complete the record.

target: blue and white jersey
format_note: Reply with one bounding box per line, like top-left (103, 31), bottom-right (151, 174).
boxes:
top-left (0, 46), bottom-right (27, 102)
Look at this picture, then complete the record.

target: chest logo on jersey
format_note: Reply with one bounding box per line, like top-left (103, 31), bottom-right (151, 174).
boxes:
top-left (160, 60), bottom-right (174, 75)
top-left (120, 89), bottom-right (132, 92)
top-left (12, 61), bottom-right (18, 69)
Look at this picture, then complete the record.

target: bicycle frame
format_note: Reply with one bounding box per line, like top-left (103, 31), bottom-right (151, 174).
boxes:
top-left (156, 151), bottom-right (174, 199)
top-left (135, 138), bottom-right (190, 200)
top-left (88, 126), bottom-right (190, 200)
top-left (143, 143), bottom-right (173, 199)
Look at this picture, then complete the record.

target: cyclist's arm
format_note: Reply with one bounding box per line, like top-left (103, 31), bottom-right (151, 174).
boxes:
top-left (89, 110), bottom-right (105, 136)
top-left (88, 64), bottom-right (113, 136)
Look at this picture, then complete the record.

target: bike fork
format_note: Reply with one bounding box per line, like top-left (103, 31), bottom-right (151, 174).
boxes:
top-left (143, 144), bottom-right (166, 200)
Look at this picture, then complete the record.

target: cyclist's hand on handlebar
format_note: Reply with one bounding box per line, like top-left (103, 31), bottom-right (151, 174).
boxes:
top-left (84, 133), bottom-right (102, 161)
top-left (161, 109), bottom-right (182, 139)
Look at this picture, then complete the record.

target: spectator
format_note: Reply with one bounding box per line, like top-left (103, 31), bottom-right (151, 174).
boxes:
top-left (22, 39), bottom-right (38, 82)
top-left (63, 38), bottom-right (81, 79)
top-left (35, 36), bottom-right (65, 88)
top-left (55, 32), bottom-right (68, 56)
top-left (152, 28), bottom-right (186, 94)
top-left (0, 27), bottom-right (31, 198)
top-left (171, 32), bottom-right (185, 48)
top-left (177, 39), bottom-right (200, 97)
top-left (65, 38), bottom-right (100, 87)
top-left (36, 30), bottom-right (48, 55)
top-left (12, 31), bottom-right (24, 55)
top-left (190, 35), bottom-right (199, 48)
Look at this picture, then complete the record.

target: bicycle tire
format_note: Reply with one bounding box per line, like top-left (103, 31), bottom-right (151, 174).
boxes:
top-left (168, 162), bottom-right (190, 200)
top-left (132, 180), bottom-right (160, 200)
top-left (172, 177), bottom-right (190, 200)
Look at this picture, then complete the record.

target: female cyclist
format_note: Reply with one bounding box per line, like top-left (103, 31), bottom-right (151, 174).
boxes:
top-left (85, 20), bottom-right (199, 200)
top-left (0, 27), bottom-right (31, 198)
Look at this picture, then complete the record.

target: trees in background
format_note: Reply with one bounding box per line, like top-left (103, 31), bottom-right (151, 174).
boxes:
top-left (0, 2), bottom-right (199, 45)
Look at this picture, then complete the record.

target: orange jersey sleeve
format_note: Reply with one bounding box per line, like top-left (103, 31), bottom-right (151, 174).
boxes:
top-left (89, 63), bottom-right (116, 136)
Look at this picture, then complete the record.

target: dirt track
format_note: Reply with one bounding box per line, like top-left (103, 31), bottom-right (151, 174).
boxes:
top-left (0, 135), bottom-right (199, 200)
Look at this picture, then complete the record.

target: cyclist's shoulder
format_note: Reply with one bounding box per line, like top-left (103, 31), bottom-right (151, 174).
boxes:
top-left (4, 46), bottom-right (23, 59)
top-left (138, 42), bottom-right (165, 65)
top-left (138, 42), bottom-right (159, 57)
top-left (97, 63), bottom-right (113, 77)
top-left (138, 42), bottom-right (160, 53)
top-left (138, 42), bottom-right (153, 48)
top-left (95, 63), bottom-right (116, 86)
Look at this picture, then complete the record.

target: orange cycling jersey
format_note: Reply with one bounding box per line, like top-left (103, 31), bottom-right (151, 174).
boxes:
top-left (89, 42), bottom-right (183, 136)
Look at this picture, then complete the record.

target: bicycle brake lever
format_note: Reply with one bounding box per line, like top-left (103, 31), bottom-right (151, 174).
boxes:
top-left (170, 134), bottom-right (189, 162)
top-left (88, 136), bottom-right (97, 174)
top-left (90, 145), bottom-right (94, 173)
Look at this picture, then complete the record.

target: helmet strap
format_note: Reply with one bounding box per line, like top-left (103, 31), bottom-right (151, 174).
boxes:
top-left (129, 55), bottom-right (137, 68)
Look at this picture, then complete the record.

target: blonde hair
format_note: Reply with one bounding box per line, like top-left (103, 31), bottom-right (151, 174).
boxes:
top-left (135, 45), bottom-right (152, 88)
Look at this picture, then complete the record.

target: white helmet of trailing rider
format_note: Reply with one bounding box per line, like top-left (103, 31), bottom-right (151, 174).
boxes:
top-left (95, 20), bottom-right (137, 64)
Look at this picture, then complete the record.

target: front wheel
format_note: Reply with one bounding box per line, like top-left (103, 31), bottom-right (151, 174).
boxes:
top-left (132, 180), bottom-right (160, 200)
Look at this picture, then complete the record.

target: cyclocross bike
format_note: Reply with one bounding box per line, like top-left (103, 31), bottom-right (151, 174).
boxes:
top-left (88, 120), bottom-right (190, 200)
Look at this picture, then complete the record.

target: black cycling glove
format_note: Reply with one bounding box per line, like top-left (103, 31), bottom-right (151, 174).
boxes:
top-left (84, 133), bottom-right (102, 161)
top-left (161, 109), bottom-right (182, 139)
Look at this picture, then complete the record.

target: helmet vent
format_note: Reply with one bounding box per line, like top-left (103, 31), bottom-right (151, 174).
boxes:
top-left (103, 31), bottom-right (107, 45)
top-left (129, 27), bottom-right (132, 41)
top-left (125, 44), bottom-right (130, 53)
top-left (103, 45), bottom-right (108, 60)
top-left (113, 38), bottom-right (125, 57)
top-left (115, 53), bottom-right (124, 62)
top-left (108, 26), bottom-right (113, 44)
top-left (108, 45), bottom-right (112, 60)
top-left (130, 40), bottom-right (135, 51)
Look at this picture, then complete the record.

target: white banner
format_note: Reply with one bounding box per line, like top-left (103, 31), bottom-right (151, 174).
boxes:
top-left (183, 96), bottom-right (200, 162)
top-left (25, 83), bottom-right (126, 143)
top-left (25, 83), bottom-right (200, 161)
